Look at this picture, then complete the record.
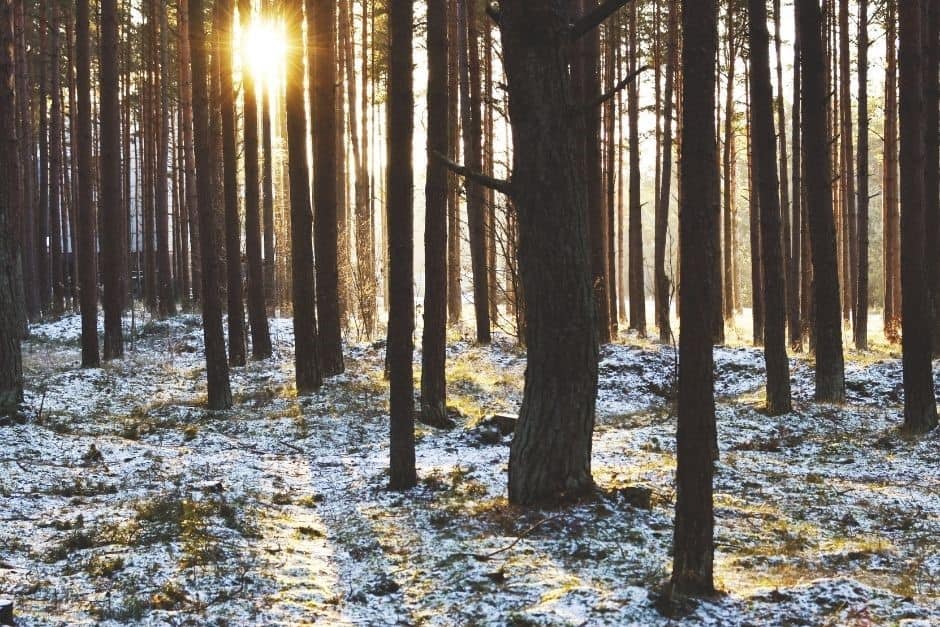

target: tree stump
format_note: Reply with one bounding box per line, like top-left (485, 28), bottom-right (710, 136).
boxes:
top-left (0, 598), bottom-right (13, 625)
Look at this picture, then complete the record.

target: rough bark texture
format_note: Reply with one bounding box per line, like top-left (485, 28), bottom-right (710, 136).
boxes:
top-left (853, 0), bottom-right (869, 350)
top-left (76, 0), bottom-right (99, 368)
top-left (500, 0), bottom-right (598, 506)
top-left (309, 0), bottom-right (345, 375)
top-left (898, 0), bottom-right (938, 434)
top-left (670, 0), bottom-right (717, 598)
top-left (421, 0), bottom-right (449, 429)
top-left (925, 0), bottom-right (940, 356)
top-left (387, 0), bottom-right (417, 490)
top-left (748, 0), bottom-right (792, 415)
top-left (239, 0), bottom-right (272, 359)
top-left (287, 0), bottom-right (322, 394)
top-left (0, 0), bottom-right (23, 414)
top-left (883, 0), bottom-right (901, 342)
top-left (101, 0), bottom-right (124, 359)
top-left (189, 0), bottom-right (233, 410)
top-left (798, 0), bottom-right (845, 403)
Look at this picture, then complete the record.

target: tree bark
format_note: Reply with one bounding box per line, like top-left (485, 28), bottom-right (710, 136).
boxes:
top-left (388, 0), bottom-right (417, 490)
top-left (883, 0), bottom-right (900, 342)
top-left (421, 0), bottom-right (450, 429)
top-left (748, 0), bottom-right (792, 415)
top-left (76, 0), bottom-right (99, 367)
top-left (898, 0), bottom-right (938, 434)
top-left (670, 0), bottom-right (717, 598)
top-left (239, 0), bottom-right (272, 359)
top-left (924, 0), bottom-right (940, 356)
top-left (189, 0), bottom-right (233, 409)
top-left (798, 0), bottom-right (845, 403)
top-left (308, 0), bottom-right (345, 375)
top-left (446, 0), bottom-right (462, 326)
top-left (101, 0), bottom-right (124, 359)
top-left (179, 0), bottom-right (201, 304)
top-left (286, 0), bottom-right (322, 394)
top-left (627, 1), bottom-right (645, 336)
top-left (500, 0), bottom-right (597, 506)
top-left (853, 0), bottom-right (869, 350)
top-left (0, 0), bottom-right (23, 414)
top-left (655, 0), bottom-right (676, 343)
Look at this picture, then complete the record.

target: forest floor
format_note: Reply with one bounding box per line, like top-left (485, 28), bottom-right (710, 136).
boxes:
top-left (1, 310), bottom-right (939, 626)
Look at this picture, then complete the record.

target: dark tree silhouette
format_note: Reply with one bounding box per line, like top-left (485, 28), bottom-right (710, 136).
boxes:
top-left (798, 0), bottom-right (844, 403)
top-left (670, 0), bottom-right (718, 598)
top-left (189, 0), bottom-right (233, 410)
top-left (898, 0), bottom-right (938, 434)
top-left (387, 0), bottom-right (417, 490)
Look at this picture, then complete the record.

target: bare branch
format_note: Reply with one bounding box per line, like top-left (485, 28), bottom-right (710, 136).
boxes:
top-left (432, 151), bottom-right (513, 197)
top-left (570, 0), bottom-right (636, 41)
top-left (586, 65), bottom-right (650, 110)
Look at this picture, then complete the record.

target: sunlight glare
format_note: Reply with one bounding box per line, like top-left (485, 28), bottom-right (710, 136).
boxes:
top-left (241, 18), bottom-right (287, 84)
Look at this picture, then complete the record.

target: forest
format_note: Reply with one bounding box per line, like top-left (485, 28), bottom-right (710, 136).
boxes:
top-left (0, 0), bottom-right (938, 624)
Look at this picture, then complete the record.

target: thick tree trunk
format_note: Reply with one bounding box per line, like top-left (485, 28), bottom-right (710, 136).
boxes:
top-left (308, 0), bottom-right (345, 375)
top-left (76, 0), bottom-right (99, 367)
top-left (188, 0), bottom-right (233, 410)
top-left (924, 0), bottom-right (940, 356)
top-left (262, 77), bottom-right (276, 312)
top-left (798, 0), bottom-right (845, 403)
top-left (748, 0), bottom-right (792, 415)
top-left (501, 1), bottom-right (597, 506)
top-left (791, 0), bottom-right (804, 350)
top-left (670, 0), bottom-right (717, 598)
top-left (0, 0), bottom-right (23, 413)
top-left (101, 0), bottom-right (124, 359)
top-left (286, 0), bottom-right (322, 394)
top-left (239, 0), bottom-right (272, 359)
top-left (421, 0), bottom-right (449, 429)
top-left (387, 0), bottom-right (417, 490)
top-left (898, 0), bottom-right (938, 434)
top-left (854, 0), bottom-right (870, 350)
top-left (746, 76), bottom-right (764, 347)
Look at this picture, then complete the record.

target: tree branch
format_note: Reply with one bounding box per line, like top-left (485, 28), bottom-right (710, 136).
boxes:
top-left (432, 151), bottom-right (513, 196)
top-left (586, 65), bottom-right (650, 110)
top-left (570, 0), bottom-right (636, 41)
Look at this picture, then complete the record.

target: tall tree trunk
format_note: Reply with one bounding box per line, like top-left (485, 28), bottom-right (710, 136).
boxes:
top-left (721, 0), bottom-right (736, 324)
top-left (791, 0), bottom-right (804, 349)
top-left (15, 0), bottom-right (37, 323)
top-left (670, 0), bottom-right (717, 598)
top-left (798, 0), bottom-right (845, 403)
top-left (0, 0), bottom-right (24, 413)
top-left (446, 0), bottom-right (461, 326)
top-left (262, 83), bottom-right (276, 313)
top-left (189, 0), bottom-right (233, 409)
top-left (101, 0), bottom-right (124, 358)
top-left (501, 1), bottom-right (597, 506)
top-left (76, 0), bottom-right (99, 367)
top-left (749, 0), bottom-right (792, 415)
top-left (239, 0), bottom-right (272, 359)
top-left (605, 14), bottom-right (619, 337)
top-left (286, 0), bottom-right (322, 394)
top-left (458, 0), bottom-right (491, 343)
top-left (387, 0), bottom-right (417, 490)
top-left (746, 65), bottom-right (764, 347)
top-left (773, 0), bottom-right (795, 348)
top-left (656, 0), bottom-right (676, 343)
top-left (883, 0), bottom-right (901, 342)
top-left (309, 0), bottom-right (345, 375)
top-left (838, 0), bottom-right (856, 331)
top-left (924, 0), bottom-right (940, 355)
top-left (155, 0), bottom-right (174, 317)
top-left (854, 0), bottom-right (870, 350)
top-left (49, 0), bottom-right (64, 315)
top-left (627, 1), bottom-right (645, 336)
top-left (898, 0), bottom-right (938, 434)
top-left (421, 0), bottom-right (449, 429)
top-left (178, 0), bottom-right (201, 304)
top-left (219, 0), bottom-right (246, 365)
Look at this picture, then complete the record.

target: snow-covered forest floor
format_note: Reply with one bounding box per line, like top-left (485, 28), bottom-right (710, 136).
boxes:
top-left (1, 311), bottom-right (939, 626)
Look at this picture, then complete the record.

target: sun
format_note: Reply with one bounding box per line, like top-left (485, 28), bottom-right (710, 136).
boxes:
top-left (240, 18), bottom-right (287, 85)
